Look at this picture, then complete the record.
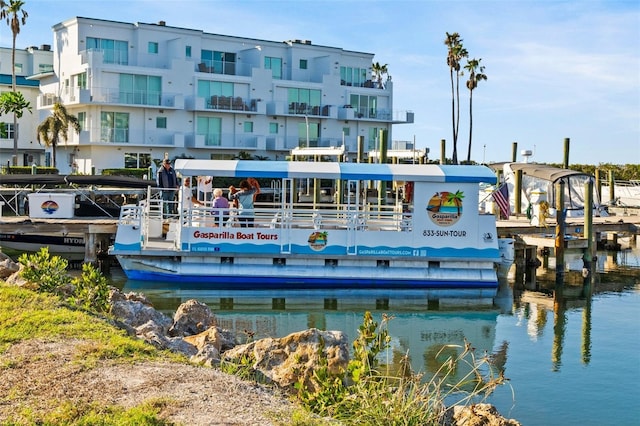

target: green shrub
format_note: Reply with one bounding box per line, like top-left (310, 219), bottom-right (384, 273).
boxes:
top-left (18, 247), bottom-right (110, 313)
top-left (101, 168), bottom-right (150, 178)
top-left (70, 263), bottom-right (110, 312)
top-left (294, 312), bottom-right (508, 425)
top-left (18, 247), bottom-right (71, 294)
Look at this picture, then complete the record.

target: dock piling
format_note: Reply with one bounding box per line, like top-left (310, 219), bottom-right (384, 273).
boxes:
top-left (555, 181), bottom-right (566, 284)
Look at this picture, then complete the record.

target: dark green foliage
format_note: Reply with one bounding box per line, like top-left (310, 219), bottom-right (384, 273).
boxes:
top-left (70, 263), bottom-right (110, 312)
top-left (101, 168), bottom-right (150, 178)
top-left (18, 247), bottom-right (110, 312)
top-left (18, 247), bottom-right (71, 294)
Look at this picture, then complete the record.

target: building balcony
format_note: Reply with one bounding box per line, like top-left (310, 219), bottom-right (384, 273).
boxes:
top-left (88, 87), bottom-right (183, 109)
top-left (337, 106), bottom-right (414, 124)
top-left (266, 101), bottom-right (334, 118)
top-left (70, 125), bottom-right (182, 147)
top-left (266, 135), bottom-right (353, 153)
top-left (185, 133), bottom-right (261, 150)
top-left (187, 96), bottom-right (265, 114)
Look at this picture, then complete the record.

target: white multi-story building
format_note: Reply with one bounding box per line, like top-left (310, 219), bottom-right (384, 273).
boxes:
top-left (0, 45), bottom-right (53, 167)
top-left (35, 17), bottom-right (413, 174)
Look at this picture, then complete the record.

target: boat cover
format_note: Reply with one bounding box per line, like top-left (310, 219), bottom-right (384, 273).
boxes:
top-left (174, 159), bottom-right (496, 184)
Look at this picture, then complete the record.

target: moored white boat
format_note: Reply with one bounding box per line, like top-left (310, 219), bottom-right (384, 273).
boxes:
top-left (111, 160), bottom-right (506, 296)
top-left (0, 175), bottom-right (152, 257)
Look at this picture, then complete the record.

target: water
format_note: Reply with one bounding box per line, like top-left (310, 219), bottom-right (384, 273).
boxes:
top-left (113, 245), bottom-right (640, 426)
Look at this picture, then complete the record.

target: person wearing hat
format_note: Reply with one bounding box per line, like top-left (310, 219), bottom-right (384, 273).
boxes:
top-left (157, 159), bottom-right (178, 216)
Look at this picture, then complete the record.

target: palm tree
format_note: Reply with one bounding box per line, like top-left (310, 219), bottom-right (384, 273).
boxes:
top-left (371, 62), bottom-right (388, 88)
top-left (444, 32), bottom-right (468, 165)
top-left (36, 102), bottom-right (80, 169)
top-left (464, 58), bottom-right (487, 163)
top-left (446, 190), bottom-right (465, 215)
top-left (0, 91), bottom-right (31, 117)
top-left (1, 0), bottom-right (28, 165)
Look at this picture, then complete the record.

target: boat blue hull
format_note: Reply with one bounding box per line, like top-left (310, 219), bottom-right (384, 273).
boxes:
top-left (122, 269), bottom-right (498, 291)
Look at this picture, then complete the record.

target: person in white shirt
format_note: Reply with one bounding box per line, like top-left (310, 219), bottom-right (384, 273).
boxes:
top-left (180, 177), bottom-right (203, 209)
top-left (197, 175), bottom-right (213, 204)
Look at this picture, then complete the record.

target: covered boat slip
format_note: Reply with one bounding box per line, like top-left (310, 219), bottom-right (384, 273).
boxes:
top-left (112, 160), bottom-right (501, 291)
top-left (489, 163), bottom-right (606, 217)
top-left (0, 174), bottom-right (155, 217)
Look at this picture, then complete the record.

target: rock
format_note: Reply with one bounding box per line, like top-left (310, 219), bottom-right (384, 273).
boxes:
top-left (183, 326), bottom-right (238, 366)
top-left (108, 287), bottom-right (153, 305)
top-left (445, 403), bottom-right (521, 426)
top-left (222, 328), bottom-right (349, 390)
top-left (169, 299), bottom-right (216, 337)
top-left (4, 264), bottom-right (32, 289)
top-left (0, 254), bottom-right (19, 279)
top-left (109, 288), bottom-right (173, 339)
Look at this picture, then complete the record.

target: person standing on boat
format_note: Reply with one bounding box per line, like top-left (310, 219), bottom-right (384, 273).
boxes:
top-left (228, 178), bottom-right (260, 227)
top-left (180, 177), bottom-right (203, 209)
top-left (212, 188), bottom-right (230, 226)
top-left (197, 175), bottom-right (213, 204)
top-left (157, 159), bottom-right (178, 217)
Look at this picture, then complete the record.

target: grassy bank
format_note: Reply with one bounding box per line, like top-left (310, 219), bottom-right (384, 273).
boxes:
top-left (0, 283), bottom-right (183, 425)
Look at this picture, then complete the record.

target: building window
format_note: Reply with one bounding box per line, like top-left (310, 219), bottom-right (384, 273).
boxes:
top-left (201, 50), bottom-right (236, 75)
top-left (197, 116), bottom-right (221, 146)
top-left (197, 80), bottom-right (234, 105)
top-left (156, 117), bottom-right (167, 129)
top-left (77, 112), bottom-right (86, 131)
top-left (87, 37), bottom-right (128, 65)
top-left (298, 121), bottom-right (319, 147)
top-left (299, 59), bottom-right (308, 70)
top-left (288, 88), bottom-right (321, 115)
top-left (39, 63), bottom-right (53, 73)
top-left (148, 41), bottom-right (159, 54)
top-left (185, 45), bottom-right (192, 57)
top-left (350, 94), bottom-right (378, 118)
top-left (119, 74), bottom-right (162, 105)
top-left (13, 63), bottom-right (22, 74)
top-left (76, 72), bottom-right (87, 89)
top-left (269, 122), bottom-right (278, 134)
top-left (367, 127), bottom-right (381, 151)
top-left (125, 152), bottom-right (151, 168)
top-left (243, 122), bottom-right (253, 133)
top-left (0, 123), bottom-right (15, 139)
top-left (342, 127), bottom-right (350, 136)
top-left (340, 66), bottom-right (367, 87)
top-left (265, 56), bottom-right (282, 79)
top-left (100, 112), bottom-right (129, 143)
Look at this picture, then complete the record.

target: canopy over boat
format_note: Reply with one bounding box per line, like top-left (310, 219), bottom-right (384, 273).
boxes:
top-left (0, 174), bottom-right (157, 188)
top-left (174, 159), bottom-right (496, 184)
top-left (486, 162), bottom-right (602, 216)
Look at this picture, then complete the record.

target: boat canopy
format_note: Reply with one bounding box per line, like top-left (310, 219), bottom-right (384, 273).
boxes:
top-left (487, 162), bottom-right (601, 214)
top-left (0, 174), bottom-right (157, 188)
top-left (174, 160), bottom-right (496, 184)
top-left (506, 163), bottom-right (591, 183)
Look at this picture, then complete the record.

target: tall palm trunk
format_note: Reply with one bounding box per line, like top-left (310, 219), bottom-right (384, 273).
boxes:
top-left (467, 88), bottom-right (473, 163)
top-left (449, 67), bottom-right (457, 163)
top-left (11, 30), bottom-right (17, 165)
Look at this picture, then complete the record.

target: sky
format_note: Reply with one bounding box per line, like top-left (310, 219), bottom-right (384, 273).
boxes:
top-left (2, 0), bottom-right (638, 165)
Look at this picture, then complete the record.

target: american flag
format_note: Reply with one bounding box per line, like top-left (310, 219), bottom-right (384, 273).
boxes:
top-left (492, 184), bottom-right (510, 219)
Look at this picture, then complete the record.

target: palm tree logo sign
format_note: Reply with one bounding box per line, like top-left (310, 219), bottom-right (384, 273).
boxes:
top-left (426, 191), bottom-right (464, 226)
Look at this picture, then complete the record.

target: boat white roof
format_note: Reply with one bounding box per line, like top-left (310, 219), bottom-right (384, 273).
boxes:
top-left (174, 160), bottom-right (496, 183)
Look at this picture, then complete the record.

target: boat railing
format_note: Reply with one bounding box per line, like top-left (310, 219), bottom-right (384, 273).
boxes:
top-left (176, 202), bottom-right (411, 232)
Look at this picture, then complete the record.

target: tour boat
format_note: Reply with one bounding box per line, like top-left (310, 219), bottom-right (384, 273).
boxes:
top-left (111, 159), bottom-right (505, 296)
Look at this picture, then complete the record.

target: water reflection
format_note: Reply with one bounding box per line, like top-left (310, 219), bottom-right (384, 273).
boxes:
top-left (117, 245), bottom-right (638, 379)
